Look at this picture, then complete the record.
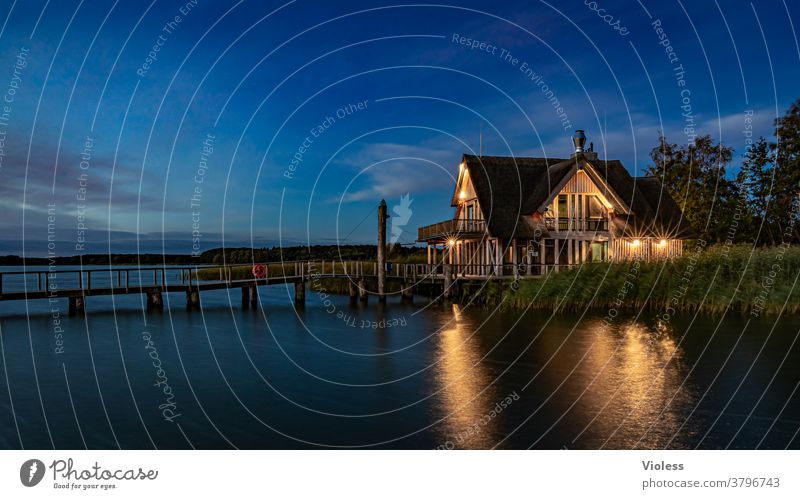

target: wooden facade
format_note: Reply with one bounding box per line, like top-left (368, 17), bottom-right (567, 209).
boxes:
top-left (418, 147), bottom-right (692, 276)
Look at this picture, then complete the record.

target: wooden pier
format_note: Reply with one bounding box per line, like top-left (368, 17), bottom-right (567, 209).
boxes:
top-left (0, 260), bottom-right (566, 316)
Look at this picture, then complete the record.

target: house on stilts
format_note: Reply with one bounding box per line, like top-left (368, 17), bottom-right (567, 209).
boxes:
top-left (416, 130), bottom-right (695, 276)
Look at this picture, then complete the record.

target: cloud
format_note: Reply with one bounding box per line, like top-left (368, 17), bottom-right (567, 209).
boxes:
top-left (333, 141), bottom-right (458, 203)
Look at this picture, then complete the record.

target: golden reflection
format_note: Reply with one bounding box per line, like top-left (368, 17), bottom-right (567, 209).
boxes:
top-left (577, 319), bottom-right (693, 448)
top-left (434, 304), bottom-right (499, 449)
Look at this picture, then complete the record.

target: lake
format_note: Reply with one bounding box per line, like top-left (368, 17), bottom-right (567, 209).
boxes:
top-left (0, 267), bottom-right (798, 449)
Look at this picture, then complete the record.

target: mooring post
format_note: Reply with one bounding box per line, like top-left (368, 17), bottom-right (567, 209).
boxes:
top-left (241, 286), bottom-right (250, 309)
top-left (295, 279), bottom-right (305, 306)
top-left (377, 199), bottom-right (388, 303)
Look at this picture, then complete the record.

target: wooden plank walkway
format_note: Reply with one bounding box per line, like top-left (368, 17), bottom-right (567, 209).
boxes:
top-left (0, 260), bottom-right (558, 315)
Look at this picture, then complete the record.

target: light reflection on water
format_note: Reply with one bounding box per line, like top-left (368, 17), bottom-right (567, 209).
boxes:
top-left (573, 320), bottom-right (695, 449)
top-left (433, 305), bottom-right (499, 449)
top-left (0, 286), bottom-right (797, 449)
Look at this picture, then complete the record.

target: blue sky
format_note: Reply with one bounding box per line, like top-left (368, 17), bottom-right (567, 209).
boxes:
top-left (0, 0), bottom-right (797, 256)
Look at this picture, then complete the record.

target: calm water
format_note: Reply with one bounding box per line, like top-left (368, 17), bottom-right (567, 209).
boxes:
top-left (0, 266), bottom-right (798, 449)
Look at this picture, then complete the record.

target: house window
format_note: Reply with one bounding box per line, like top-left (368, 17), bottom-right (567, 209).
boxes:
top-left (558, 194), bottom-right (567, 218)
top-left (466, 205), bottom-right (474, 221)
top-left (587, 195), bottom-right (606, 218)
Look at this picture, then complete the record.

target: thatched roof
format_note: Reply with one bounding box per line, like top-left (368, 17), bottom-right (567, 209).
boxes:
top-left (461, 153), bottom-right (695, 241)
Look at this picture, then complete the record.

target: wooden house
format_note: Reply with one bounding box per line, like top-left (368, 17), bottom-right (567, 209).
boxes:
top-left (417, 131), bottom-right (694, 276)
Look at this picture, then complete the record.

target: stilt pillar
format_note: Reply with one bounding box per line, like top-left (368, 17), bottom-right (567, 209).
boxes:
top-left (295, 279), bottom-right (305, 306)
top-left (348, 281), bottom-right (358, 303)
top-left (186, 288), bottom-right (200, 310)
top-left (443, 264), bottom-right (452, 299)
top-left (241, 286), bottom-right (250, 309)
top-left (68, 295), bottom-right (85, 316)
top-left (147, 290), bottom-right (163, 311)
top-left (401, 281), bottom-right (413, 302)
top-left (358, 278), bottom-right (368, 303)
top-left (250, 285), bottom-right (258, 307)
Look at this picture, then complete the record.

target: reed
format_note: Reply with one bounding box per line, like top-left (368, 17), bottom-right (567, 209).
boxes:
top-left (492, 244), bottom-right (800, 316)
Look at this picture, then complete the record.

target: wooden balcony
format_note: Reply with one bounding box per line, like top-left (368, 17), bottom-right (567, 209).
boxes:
top-left (417, 219), bottom-right (487, 242)
top-left (544, 218), bottom-right (609, 232)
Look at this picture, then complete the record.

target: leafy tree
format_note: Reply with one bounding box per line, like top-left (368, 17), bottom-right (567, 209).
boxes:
top-left (772, 99), bottom-right (800, 243)
top-left (737, 137), bottom-right (776, 244)
top-left (647, 134), bottom-right (739, 243)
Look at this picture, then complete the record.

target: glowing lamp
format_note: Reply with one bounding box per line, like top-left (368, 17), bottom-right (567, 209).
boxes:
top-left (459, 191), bottom-right (466, 200)
top-left (448, 239), bottom-right (456, 247)
top-left (631, 239), bottom-right (640, 247)
top-left (659, 239), bottom-right (667, 246)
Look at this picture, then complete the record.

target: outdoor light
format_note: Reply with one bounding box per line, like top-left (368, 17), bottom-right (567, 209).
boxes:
top-left (459, 191), bottom-right (466, 199)
top-left (448, 239), bottom-right (456, 247)
top-left (631, 239), bottom-right (640, 247)
top-left (659, 239), bottom-right (667, 246)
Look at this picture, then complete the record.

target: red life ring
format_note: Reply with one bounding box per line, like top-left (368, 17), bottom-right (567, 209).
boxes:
top-left (252, 264), bottom-right (267, 278)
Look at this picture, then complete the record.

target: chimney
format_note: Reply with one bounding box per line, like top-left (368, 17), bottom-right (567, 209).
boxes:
top-left (572, 130), bottom-right (586, 153)
top-left (572, 130), bottom-right (597, 160)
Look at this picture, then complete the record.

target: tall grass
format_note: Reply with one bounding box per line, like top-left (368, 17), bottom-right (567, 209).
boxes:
top-left (495, 244), bottom-right (800, 316)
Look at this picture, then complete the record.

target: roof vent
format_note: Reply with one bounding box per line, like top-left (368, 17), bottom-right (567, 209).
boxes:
top-left (572, 130), bottom-right (586, 153)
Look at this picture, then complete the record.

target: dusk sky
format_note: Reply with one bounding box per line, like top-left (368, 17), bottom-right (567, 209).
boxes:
top-left (0, 0), bottom-right (796, 256)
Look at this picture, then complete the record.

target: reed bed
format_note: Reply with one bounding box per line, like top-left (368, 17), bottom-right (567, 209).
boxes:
top-left (495, 244), bottom-right (800, 316)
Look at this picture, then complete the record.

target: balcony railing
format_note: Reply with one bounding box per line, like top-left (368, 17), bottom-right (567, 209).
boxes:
top-left (418, 219), bottom-right (487, 241)
top-left (544, 218), bottom-right (609, 232)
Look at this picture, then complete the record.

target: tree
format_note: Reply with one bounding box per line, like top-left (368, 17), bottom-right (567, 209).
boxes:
top-left (737, 137), bottom-right (776, 244)
top-left (647, 135), bottom-right (739, 243)
top-left (772, 99), bottom-right (800, 243)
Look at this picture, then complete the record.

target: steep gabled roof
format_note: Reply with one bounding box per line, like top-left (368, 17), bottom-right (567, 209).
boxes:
top-left (461, 153), bottom-right (695, 241)
top-left (461, 154), bottom-right (567, 240)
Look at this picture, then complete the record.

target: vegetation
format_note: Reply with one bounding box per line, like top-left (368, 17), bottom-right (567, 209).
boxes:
top-left (649, 98), bottom-right (800, 245)
top-left (484, 244), bottom-right (800, 316)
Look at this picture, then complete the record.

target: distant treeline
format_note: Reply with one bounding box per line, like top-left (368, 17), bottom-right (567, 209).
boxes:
top-left (0, 244), bottom-right (426, 266)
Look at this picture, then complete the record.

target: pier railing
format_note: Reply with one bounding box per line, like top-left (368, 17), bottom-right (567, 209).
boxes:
top-left (0, 259), bottom-right (596, 296)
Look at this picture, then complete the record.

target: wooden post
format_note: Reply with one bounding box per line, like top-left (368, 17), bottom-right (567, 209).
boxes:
top-left (348, 281), bottom-right (358, 303)
top-left (401, 281), bottom-right (413, 302)
top-left (358, 278), bottom-right (368, 303)
top-left (250, 285), bottom-right (258, 307)
top-left (68, 296), bottom-right (85, 316)
top-left (443, 264), bottom-right (452, 299)
top-left (147, 290), bottom-right (163, 311)
top-left (295, 279), bottom-right (305, 306)
top-left (186, 288), bottom-right (200, 309)
top-left (377, 199), bottom-right (388, 303)
top-left (241, 286), bottom-right (250, 309)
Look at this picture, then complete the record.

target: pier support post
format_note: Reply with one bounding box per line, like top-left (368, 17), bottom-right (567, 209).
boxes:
top-left (295, 279), bottom-right (305, 307)
top-left (377, 199), bottom-right (388, 303)
top-left (401, 281), bottom-right (413, 302)
top-left (186, 288), bottom-right (200, 310)
top-left (348, 281), bottom-right (358, 303)
top-left (147, 290), bottom-right (163, 311)
top-left (358, 278), bottom-right (368, 303)
top-left (250, 285), bottom-right (258, 307)
top-left (443, 264), bottom-right (453, 300)
top-left (68, 296), bottom-right (85, 316)
top-left (241, 287), bottom-right (250, 309)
